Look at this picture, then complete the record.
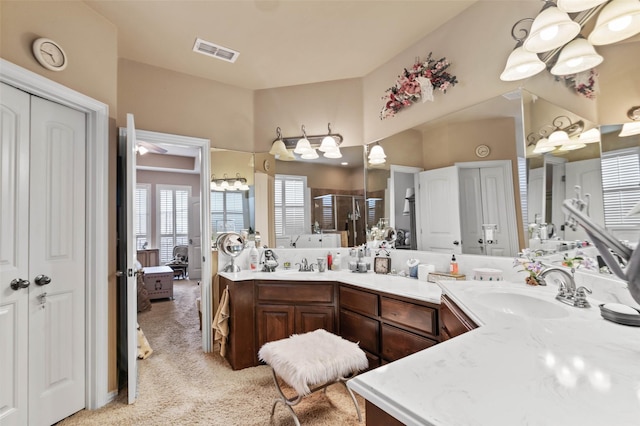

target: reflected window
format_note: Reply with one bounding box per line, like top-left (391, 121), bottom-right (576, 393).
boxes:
top-left (210, 191), bottom-right (249, 234)
top-left (275, 174), bottom-right (308, 236)
top-left (157, 185), bottom-right (190, 263)
top-left (602, 148), bottom-right (640, 228)
top-left (135, 184), bottom-right (151, 250)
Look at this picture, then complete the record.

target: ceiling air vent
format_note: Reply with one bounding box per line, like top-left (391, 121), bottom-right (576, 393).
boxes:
top-left (193, 38), bottom-right (240, 63)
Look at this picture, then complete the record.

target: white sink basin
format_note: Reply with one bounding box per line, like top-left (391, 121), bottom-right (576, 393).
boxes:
top-left (475, 292), bottom-right (570, 319)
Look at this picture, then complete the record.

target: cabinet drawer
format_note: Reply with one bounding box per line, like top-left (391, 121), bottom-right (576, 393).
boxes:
top-left (381, 324), bottom-right (436, 362)
top-left (340, 309), bottom-right (379, 354)
top-left (380, 297), bottom-right (437, 336)
top-left (256, 282), bottom-right (333, 304)
top-left (340, 286), bottom-right (378, 316)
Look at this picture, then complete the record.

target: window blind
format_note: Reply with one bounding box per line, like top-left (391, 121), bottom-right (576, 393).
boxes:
top-left (274, 175), bottom-right (308, 236)
top-left (210, 191), bottom-right (248, 234)
top-left (135, 184), bottom-right (150, 250)
top-left (158, 185), bottom-right (191, 262)
top-left (601, 148), bottom-right (640, 228)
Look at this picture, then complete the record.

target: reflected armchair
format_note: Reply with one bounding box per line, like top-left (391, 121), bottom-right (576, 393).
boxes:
top-left (166, 245), bottom-right (189, 279)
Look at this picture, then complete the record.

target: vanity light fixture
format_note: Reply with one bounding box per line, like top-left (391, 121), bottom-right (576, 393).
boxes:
top-left (210, 173), bottom-right (249, 191)
top-left (528, 115), bottom-right (592, 154)
top-left (272, 123), bottom-right (344, 161)
top-left (368, 143), bottom-right (387, 165)
top-left (501, 0), bottom-right (640, 82)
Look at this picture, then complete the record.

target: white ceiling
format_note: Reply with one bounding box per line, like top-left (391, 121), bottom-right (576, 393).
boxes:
top-left (85, 0), bottom-right (478, 91)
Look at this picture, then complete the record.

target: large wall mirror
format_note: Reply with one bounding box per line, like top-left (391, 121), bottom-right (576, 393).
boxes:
top-left (365, 93), bottom-right (525, 257)
top-left (522, 90), bottom-right (640, 252)
top-left (209, 148), bottom-right (255, 240)
top-left (273, 145), bottom-right (366, 248)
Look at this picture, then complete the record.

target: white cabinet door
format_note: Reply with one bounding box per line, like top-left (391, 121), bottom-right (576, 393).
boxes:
top-left (418, 166), bottom-right (461, 253)
top-left (0, 83), bottom-right (86, 426)
top-left (0, 82), bottom-right (30, 426)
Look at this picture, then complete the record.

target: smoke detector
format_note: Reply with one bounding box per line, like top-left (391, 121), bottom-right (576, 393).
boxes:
top-left (193, 38), bottom-right (240, 63)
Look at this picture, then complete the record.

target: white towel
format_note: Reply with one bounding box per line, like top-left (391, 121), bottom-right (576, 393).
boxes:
top-left (213, 286), bottom-right (230, 357)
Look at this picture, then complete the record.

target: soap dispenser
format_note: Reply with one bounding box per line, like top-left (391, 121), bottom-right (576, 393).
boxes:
top-left (450, 254), bottom-right (458, 274)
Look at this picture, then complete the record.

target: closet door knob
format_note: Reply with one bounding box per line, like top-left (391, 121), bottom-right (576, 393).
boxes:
top-left (35, 274), bottom-right (52, 286)
top-left (10, 278), bottom-right (30, 290)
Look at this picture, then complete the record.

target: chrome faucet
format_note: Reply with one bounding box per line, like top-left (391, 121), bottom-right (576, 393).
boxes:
top-left (296, 257), bottom-right (315, 272)
top-left (539, 266), bottom-right (591, 308)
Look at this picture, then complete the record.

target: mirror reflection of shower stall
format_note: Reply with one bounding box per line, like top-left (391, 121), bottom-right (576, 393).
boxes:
top-left (313, 193), bottom-right (366, 247)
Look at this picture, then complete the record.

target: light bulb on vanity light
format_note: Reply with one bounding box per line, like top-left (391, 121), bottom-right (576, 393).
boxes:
top-left (588, 0), bottom-right (640, 46)
top-left (368, 144), bottom-right (387, 165)
top-left (524, 3), bottom-right (581, 53)
top-left (551, 37), bottom-right (603, 75)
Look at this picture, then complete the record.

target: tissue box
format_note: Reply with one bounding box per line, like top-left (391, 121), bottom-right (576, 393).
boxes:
top-left (427, 271), bottom-right (466, 283)
top-left (472, 268), bottom-right (503, 281)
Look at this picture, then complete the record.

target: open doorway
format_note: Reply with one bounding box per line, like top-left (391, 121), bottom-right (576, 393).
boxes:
top-left (116, 127), bottom-right (211, 396)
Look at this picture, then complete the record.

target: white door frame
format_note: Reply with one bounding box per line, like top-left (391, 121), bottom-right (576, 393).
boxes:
top-left (133, 128), bottom-right (212, 351)
top-left (0, 59), bottom-right (110, 408)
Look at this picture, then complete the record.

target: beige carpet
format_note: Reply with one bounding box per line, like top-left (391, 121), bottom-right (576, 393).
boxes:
top-left (58, 279), bottom-right (367, 425)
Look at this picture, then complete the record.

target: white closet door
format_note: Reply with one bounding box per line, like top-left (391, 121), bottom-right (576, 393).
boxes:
top-left (418, 166), bottom-right (461, 253)
top-left (459, 168), bottom-right (484, 255)
top-left (29, 96), bottom-right (86, 425)
top-left (0, 83), bottom-right (30, 426)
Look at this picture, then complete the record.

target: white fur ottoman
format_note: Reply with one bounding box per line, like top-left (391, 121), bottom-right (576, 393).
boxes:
top-left (258, 328), bottom-right (368, 425)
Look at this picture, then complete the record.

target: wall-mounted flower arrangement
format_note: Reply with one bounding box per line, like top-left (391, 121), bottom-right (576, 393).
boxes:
top-left (557, 68), bottom-right (599, 100)
top-left (380, 52), bottom-right (458, 120)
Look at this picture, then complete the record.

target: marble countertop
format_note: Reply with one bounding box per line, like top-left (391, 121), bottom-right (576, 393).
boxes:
top-left (347, 279), bottom-right (640, 426)
top-left (218, 269), bottom-right (442, 304)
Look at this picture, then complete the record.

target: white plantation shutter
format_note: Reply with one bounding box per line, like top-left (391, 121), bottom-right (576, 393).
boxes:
top-left (518, 157), bottom-right (528, 235)
top-left (275, 175), bottom-right (308, 236)
top-left (158, 185), bottom-right (191, 262)
top-left (135, 184), bottom-right (150, 249)
top-left (601, 148), bottom-right (640, 228)
top-left (210, 190), bottom-right (248, 234)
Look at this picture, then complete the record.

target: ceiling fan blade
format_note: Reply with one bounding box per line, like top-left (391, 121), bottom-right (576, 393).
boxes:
top-left (137, 140), bottom-right (168, 154)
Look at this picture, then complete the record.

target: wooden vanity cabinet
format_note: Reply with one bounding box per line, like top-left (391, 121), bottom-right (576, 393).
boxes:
top-left (440, 294), bottom-right (478, 341)
top-left (218, 276), bottom-right (256, 370)
top-left (339, 284), bottom-right (439, 368)
top-left (255, 280), bottom-right (336, 350)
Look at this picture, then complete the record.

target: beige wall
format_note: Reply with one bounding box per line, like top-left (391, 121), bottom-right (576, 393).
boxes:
top-left (118, 59), bottom-right (254, 151)
top-left (1, 0), bottom-right (120, 393)
top-left (210, 150), bottom-right (255, 185)
top-left (275, 161), bottom-right (364, 192)
top-left (596, 40), bottom-right (640, 125)
top-left (254, 78), bottom-right (364, 153)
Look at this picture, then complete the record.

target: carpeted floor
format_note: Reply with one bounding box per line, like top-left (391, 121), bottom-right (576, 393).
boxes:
top-left (58, 279), bottom-right (366, 425)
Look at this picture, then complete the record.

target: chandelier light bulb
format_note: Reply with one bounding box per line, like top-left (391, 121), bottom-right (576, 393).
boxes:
top-left (608, 14), bottom-right (632, 31)
top-left (540, 25), bottom-right (559, 41)
top-left (549, 130), bottom-right (571, 146)
top-left (301, 148), bottom-right (319, 159)
top-left (588, 0), bottom-right (640, 46)
top-left (294, 138), bottom-right (312, 154)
